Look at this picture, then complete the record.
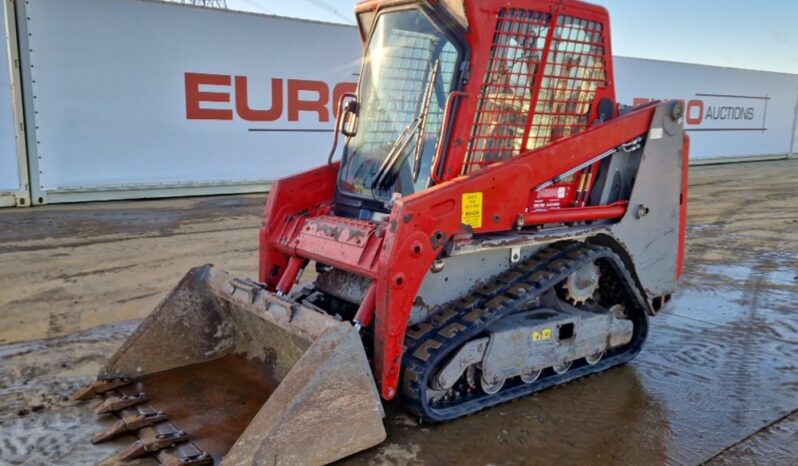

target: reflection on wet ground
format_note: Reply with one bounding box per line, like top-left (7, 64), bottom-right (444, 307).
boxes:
top-left (342, 161), bottom-right (798, 465)
top-left (0, 161), bottom-right (796, 465)
top-left (337, 255), bottom-right (798, 465)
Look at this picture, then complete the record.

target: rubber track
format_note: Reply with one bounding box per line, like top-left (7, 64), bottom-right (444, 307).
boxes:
top-left (399, 242), bottom-right (650, 422)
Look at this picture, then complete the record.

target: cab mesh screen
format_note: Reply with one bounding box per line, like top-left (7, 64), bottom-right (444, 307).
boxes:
top-left (526, 15), bottom-right (608, 151)
top-left (465, 10), bottom-right (608, 172)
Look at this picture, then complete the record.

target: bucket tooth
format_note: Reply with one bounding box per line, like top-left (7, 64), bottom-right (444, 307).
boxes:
top-left (91, 405), bottom-right (167, 444)
top-left (92, 419), bottom-right (131, 444)
top-left (95, 393), bottom-right (148, 416)
top-left (80, 266), bottom-right (386, 464)
top-left (156, 442), bottom-right (212, 466)
top-left (117, 441), bottom-right (148, 462)
top-left (117, 422), bottom-right (189, 460)
top-left (70, 378), bottom-right (132, 401)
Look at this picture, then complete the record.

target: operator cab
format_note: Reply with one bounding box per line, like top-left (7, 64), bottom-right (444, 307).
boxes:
top-left (335, 1), bottom-right (468, 217)
top-left (335, 0), bottom-right (615, 221)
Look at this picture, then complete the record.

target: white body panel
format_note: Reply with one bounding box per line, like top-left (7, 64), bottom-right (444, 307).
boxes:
top-left (7, 0), bottom-right (798, 204)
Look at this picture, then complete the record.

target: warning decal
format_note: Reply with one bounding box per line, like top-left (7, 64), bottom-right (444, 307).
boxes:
top-left (532, 327), bottom-right (553, 342)
top-left (461, 192), bottom-right (483, 229)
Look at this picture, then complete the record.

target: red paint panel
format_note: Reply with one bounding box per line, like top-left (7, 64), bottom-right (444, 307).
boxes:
top-left (354, 283), bottom-right (378, 327)
top-left (292, 216), bottom-right (383, 278)
top-left (258, 162), bottom-right (339, 289)
top-left (373, 104), bottom-right (656, 399)
top-left (521, 202), bottom-right (627, 225)
top-left (276, 256), bottom-right (306, 295)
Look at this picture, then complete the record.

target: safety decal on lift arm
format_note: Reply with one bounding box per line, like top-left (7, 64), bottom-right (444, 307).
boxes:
top-left (461, 192), bottom-right (483, 229)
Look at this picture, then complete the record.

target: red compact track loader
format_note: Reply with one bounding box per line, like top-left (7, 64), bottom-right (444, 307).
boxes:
top-left (73, 0), bottom-right (689, 464)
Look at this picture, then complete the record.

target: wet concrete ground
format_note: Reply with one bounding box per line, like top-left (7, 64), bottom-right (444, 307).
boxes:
top-left (0, 160), bottom-right (797, 465)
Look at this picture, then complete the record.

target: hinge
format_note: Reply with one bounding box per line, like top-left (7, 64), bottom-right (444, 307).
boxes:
top-left (13, 59), bottom-right (19, 69)
top-left (459, 60), bottom-right (470, 83)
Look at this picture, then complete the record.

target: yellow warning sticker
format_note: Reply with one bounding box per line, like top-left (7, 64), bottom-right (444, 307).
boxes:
top-left (532, 328), bottom-right (552, 342)
top-left (461, 192), bottom-right (483, 229)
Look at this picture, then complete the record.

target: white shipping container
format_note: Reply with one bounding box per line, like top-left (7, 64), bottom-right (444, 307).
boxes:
top-left (0, 2), bottom-right (22, 205)
top-left (18, 0), bottom-right (361, 204)
top-left (793, 102), bottom-right (798, 154)
top-left (12, 0), bottom-right (798, 204)
top-left (615, 57), bottom-right (798, 161)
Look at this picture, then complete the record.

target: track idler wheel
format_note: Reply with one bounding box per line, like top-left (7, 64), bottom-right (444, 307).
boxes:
top-left (480, 376), bottom-right (505, 394)
top-left (520, 369), bottom-right (543, 384)
top-left (552, 361), bottom-right (573, 375)
top-left (585, 351), bottom-right (605, 365)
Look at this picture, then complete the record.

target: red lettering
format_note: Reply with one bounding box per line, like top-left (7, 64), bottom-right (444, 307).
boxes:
top-left (186, 73), bottom-right (358, 123)
top-left (235, 76), bottom-right (283, 122)
top-left (185, 72), bottom-right (232, 120)
top-left (686, 99), bottom-right (704, 126)
top-left (287, 79), bottom-right (330, 122)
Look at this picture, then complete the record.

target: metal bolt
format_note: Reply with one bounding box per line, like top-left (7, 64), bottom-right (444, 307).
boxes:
top-left (671, 100), bottom-right (684, 121)
top-left (431, 259), bottom-right (445, 273)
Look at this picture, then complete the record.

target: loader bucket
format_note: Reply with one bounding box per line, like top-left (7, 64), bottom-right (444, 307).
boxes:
top-left (74, 265), bottom-right (386, 465)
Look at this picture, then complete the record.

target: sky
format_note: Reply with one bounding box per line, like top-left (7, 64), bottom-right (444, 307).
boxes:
top-left (225, 0), bottom-right (798, 74)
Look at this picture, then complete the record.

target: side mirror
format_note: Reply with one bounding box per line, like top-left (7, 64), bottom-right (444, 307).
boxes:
top-left (328, 92), bottom-right (358, 164)
top-left (341, 99), bottom-right (359, 137)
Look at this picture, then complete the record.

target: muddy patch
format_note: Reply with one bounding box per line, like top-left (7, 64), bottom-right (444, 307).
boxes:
top-left (0, 323), bottom-right (141, 466)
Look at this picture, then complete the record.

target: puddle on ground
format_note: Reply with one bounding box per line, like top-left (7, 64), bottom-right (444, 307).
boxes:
top-left (339, 255), bottom-right (798, 465)
top-left (767, 268), bottom-right (798, 287)
top-left (702, 264), bottom-right (753, 282)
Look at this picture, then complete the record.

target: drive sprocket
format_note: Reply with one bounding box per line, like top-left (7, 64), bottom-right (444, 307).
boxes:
top-left (562, 260), bottom-right (601, 305)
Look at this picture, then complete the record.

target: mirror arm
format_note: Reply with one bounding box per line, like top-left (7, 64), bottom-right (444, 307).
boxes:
top-left (328, 92), bottom-right (358, 165)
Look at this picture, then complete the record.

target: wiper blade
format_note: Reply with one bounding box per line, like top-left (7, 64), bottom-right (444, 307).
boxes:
top-left (412, 59), bottom-right (440, 182)
top-left (371, 59), bottom-right (442, 191)
top-left (371, 117), bottom-right (421, 190)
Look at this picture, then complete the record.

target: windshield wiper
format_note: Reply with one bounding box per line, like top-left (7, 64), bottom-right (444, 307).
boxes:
top-left (411, 59), bottom-right (440, 182)
top-left (371, 117), bottom-right (421, 190)
top-left (371, 59), bottom-right (441, 191)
